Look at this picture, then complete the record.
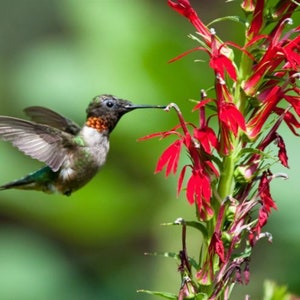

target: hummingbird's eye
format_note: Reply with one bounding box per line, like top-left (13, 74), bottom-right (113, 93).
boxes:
top-left (105, 100), bottom-right (115, 108)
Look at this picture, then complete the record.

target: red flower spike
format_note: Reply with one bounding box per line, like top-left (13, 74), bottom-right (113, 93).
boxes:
top-left (143, 1), bottom-right (300, 295)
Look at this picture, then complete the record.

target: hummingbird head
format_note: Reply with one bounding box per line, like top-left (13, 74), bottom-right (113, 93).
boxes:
top-left (86, 94), bottom-right (166, 133)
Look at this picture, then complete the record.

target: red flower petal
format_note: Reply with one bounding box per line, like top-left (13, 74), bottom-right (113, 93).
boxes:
top-left (155, 140), bottom-right (183, 176)
top-left (247, 86), bottom-right (283, 138)
top-left (219, 102), bottom-right (246, 136)
top-left (186, 170), bottom-right (212, 210)
top-left (276, 134), bottom-right (289, 168)
top-left (274, 107), bottom-right (300, 136)
top-left (209, 232), bottom-right (225, 263)
top-left (192, 98), bottom-right (213, 111)
top-left (168, 0), bottom-right (211, 42)
top-left (247, 0), bottom-right (264, 37)
top-left (210, 54), bottom-right (237, 81)
top-left (258, 172), bottom-right (277, 212)
top-left (257, 208), bottom-right (268, 229)
top-left (177, 165), bottom-right (188, 196)
top-left (193, 127), bottom-right (218, 154)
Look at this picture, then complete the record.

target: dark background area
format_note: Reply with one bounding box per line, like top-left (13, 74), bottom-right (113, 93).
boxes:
top-left (0, 1), bottom-right (299, 299)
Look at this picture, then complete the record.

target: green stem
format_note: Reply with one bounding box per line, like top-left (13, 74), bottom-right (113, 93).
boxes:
top-left (217, 154), bottom-right (235, 201)
top-left (235, 40), bottom-right (254, 113)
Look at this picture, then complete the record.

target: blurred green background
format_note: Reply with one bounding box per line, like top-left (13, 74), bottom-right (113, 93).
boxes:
top-left (0, 1), bottom-right (299, 299)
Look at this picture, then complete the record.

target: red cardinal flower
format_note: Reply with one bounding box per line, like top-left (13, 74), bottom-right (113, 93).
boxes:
top-left (141, 103), bottom-right (218, 220)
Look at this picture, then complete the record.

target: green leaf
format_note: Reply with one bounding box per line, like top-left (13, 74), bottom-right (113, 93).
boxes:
top-left (231, 242), bottom-right (253, 260)
top-left (195, 293), bottom-right (209, 300)
top-left (236, 147), bottom-right (266, 160)
top-left (144, 251), bottom-right (180, 260)
top-left (207, 16), bottom-right (247, 27)
top-left (263, 280), bottom-right (291, 300)
top-left (188, 257), bottom-right (200, 270)
top-left (161, 219), bottom-right (208, 238)
top-left (185, 221), bottom-right (208, 239)
top-left (137, 289), bottom-right (177, 299)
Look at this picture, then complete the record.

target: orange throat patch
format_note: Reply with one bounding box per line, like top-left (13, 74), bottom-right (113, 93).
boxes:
top-left (86, 117), bottom-right (108, 132)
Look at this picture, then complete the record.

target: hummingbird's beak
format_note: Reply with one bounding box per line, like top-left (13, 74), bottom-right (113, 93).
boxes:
top-left (125, 104), bottom-right (167, 110)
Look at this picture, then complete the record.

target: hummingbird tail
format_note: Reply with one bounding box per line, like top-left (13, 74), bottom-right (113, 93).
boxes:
top-left (0, 178), bottom-right (34, 190)
top-left (0, 166), bottom-right (57, 193)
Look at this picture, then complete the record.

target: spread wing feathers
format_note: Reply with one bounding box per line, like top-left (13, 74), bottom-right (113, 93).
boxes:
top-left (0, 116), bottom-right (76, 172)
top-left (24, 106), bottom-right (81, 135)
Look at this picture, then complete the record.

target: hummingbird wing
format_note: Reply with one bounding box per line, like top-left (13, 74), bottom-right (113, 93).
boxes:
top-left (0, 116), bottom-right (76, 172)
top-left (24, 106), bottom-right (81, 135)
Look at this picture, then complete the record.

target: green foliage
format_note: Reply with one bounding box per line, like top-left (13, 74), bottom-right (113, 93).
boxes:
top-left (263, 281), bottom-right (291, 300)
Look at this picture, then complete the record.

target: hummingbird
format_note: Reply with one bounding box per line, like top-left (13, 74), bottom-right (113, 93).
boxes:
top-left (0, 94), bottom-right (166, 196)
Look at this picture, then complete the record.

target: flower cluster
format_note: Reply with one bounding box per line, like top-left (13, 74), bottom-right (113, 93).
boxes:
top-left (141, 0), bottom-right (300, 299)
